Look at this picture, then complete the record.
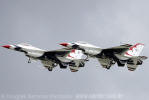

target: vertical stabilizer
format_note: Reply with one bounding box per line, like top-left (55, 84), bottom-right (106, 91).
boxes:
top-left (66, 49), bottom-right (83, 60)
top-left (124, 43), bottom-right (144, 57)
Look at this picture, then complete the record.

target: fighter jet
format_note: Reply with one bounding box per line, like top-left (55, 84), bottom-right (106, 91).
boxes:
top-left (60, 41), bottom-right (148, 71)
top-left (2, 43), bottom-right (87, 72)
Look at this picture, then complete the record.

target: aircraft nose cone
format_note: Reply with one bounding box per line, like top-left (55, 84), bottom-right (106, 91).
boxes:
top-left (60, 43), bottom-right (69, 47)
top-left (2, 45), bottom-right (11, 49)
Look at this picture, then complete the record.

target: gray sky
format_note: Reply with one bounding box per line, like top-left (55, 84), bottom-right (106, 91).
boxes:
top-left (0, 0), bottom-right (149, 100)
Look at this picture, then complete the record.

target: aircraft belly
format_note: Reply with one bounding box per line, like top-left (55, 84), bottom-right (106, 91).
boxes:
top-left (115, 54), bottom-right (129, 60)
top-left (26, 52), bottom-right (44, 58)
top-left (85, 49), bottom-right (101, 56)
top-left (57, 56), bottom-right (71, 63)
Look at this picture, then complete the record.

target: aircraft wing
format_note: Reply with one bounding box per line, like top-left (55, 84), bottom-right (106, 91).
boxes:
top-left (104, 44), bottom-right (132, 50)
top-left (45, 48), bottom-right (71, 54)
top-left (39, 48), bottom-right (72, 70)
top-left (40, 48), bottom-right (86, 72)
top-left (43, 48), bottom-right (84, 61)
top-left (42, 48), bottom-right (71, 59)
top-left (97, 44), bottom-right (132, 60)
top-left (99, 44), bottom-right (132, 55)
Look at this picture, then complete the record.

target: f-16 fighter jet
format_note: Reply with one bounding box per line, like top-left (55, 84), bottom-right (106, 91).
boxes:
top-left (60, 41), bottom-right (147, 71)
top-left (2, 43), bottom-right (87, 72)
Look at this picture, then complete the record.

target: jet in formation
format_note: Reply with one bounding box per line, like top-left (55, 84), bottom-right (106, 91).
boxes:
top-left (2, 42), bottom-right (147, 72)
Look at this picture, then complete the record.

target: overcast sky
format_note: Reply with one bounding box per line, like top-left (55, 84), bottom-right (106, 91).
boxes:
top-left (0, 0), bottom-right (149, 100)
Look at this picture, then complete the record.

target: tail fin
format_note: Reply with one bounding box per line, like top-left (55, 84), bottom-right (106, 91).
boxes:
top-left (124, 43), bottom-right (144, 57)
top-left (66, 49), bottom-right (83, 60)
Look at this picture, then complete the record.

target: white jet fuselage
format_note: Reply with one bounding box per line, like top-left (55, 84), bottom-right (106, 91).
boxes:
top-left (60, 41), bottom-right (102, 57)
